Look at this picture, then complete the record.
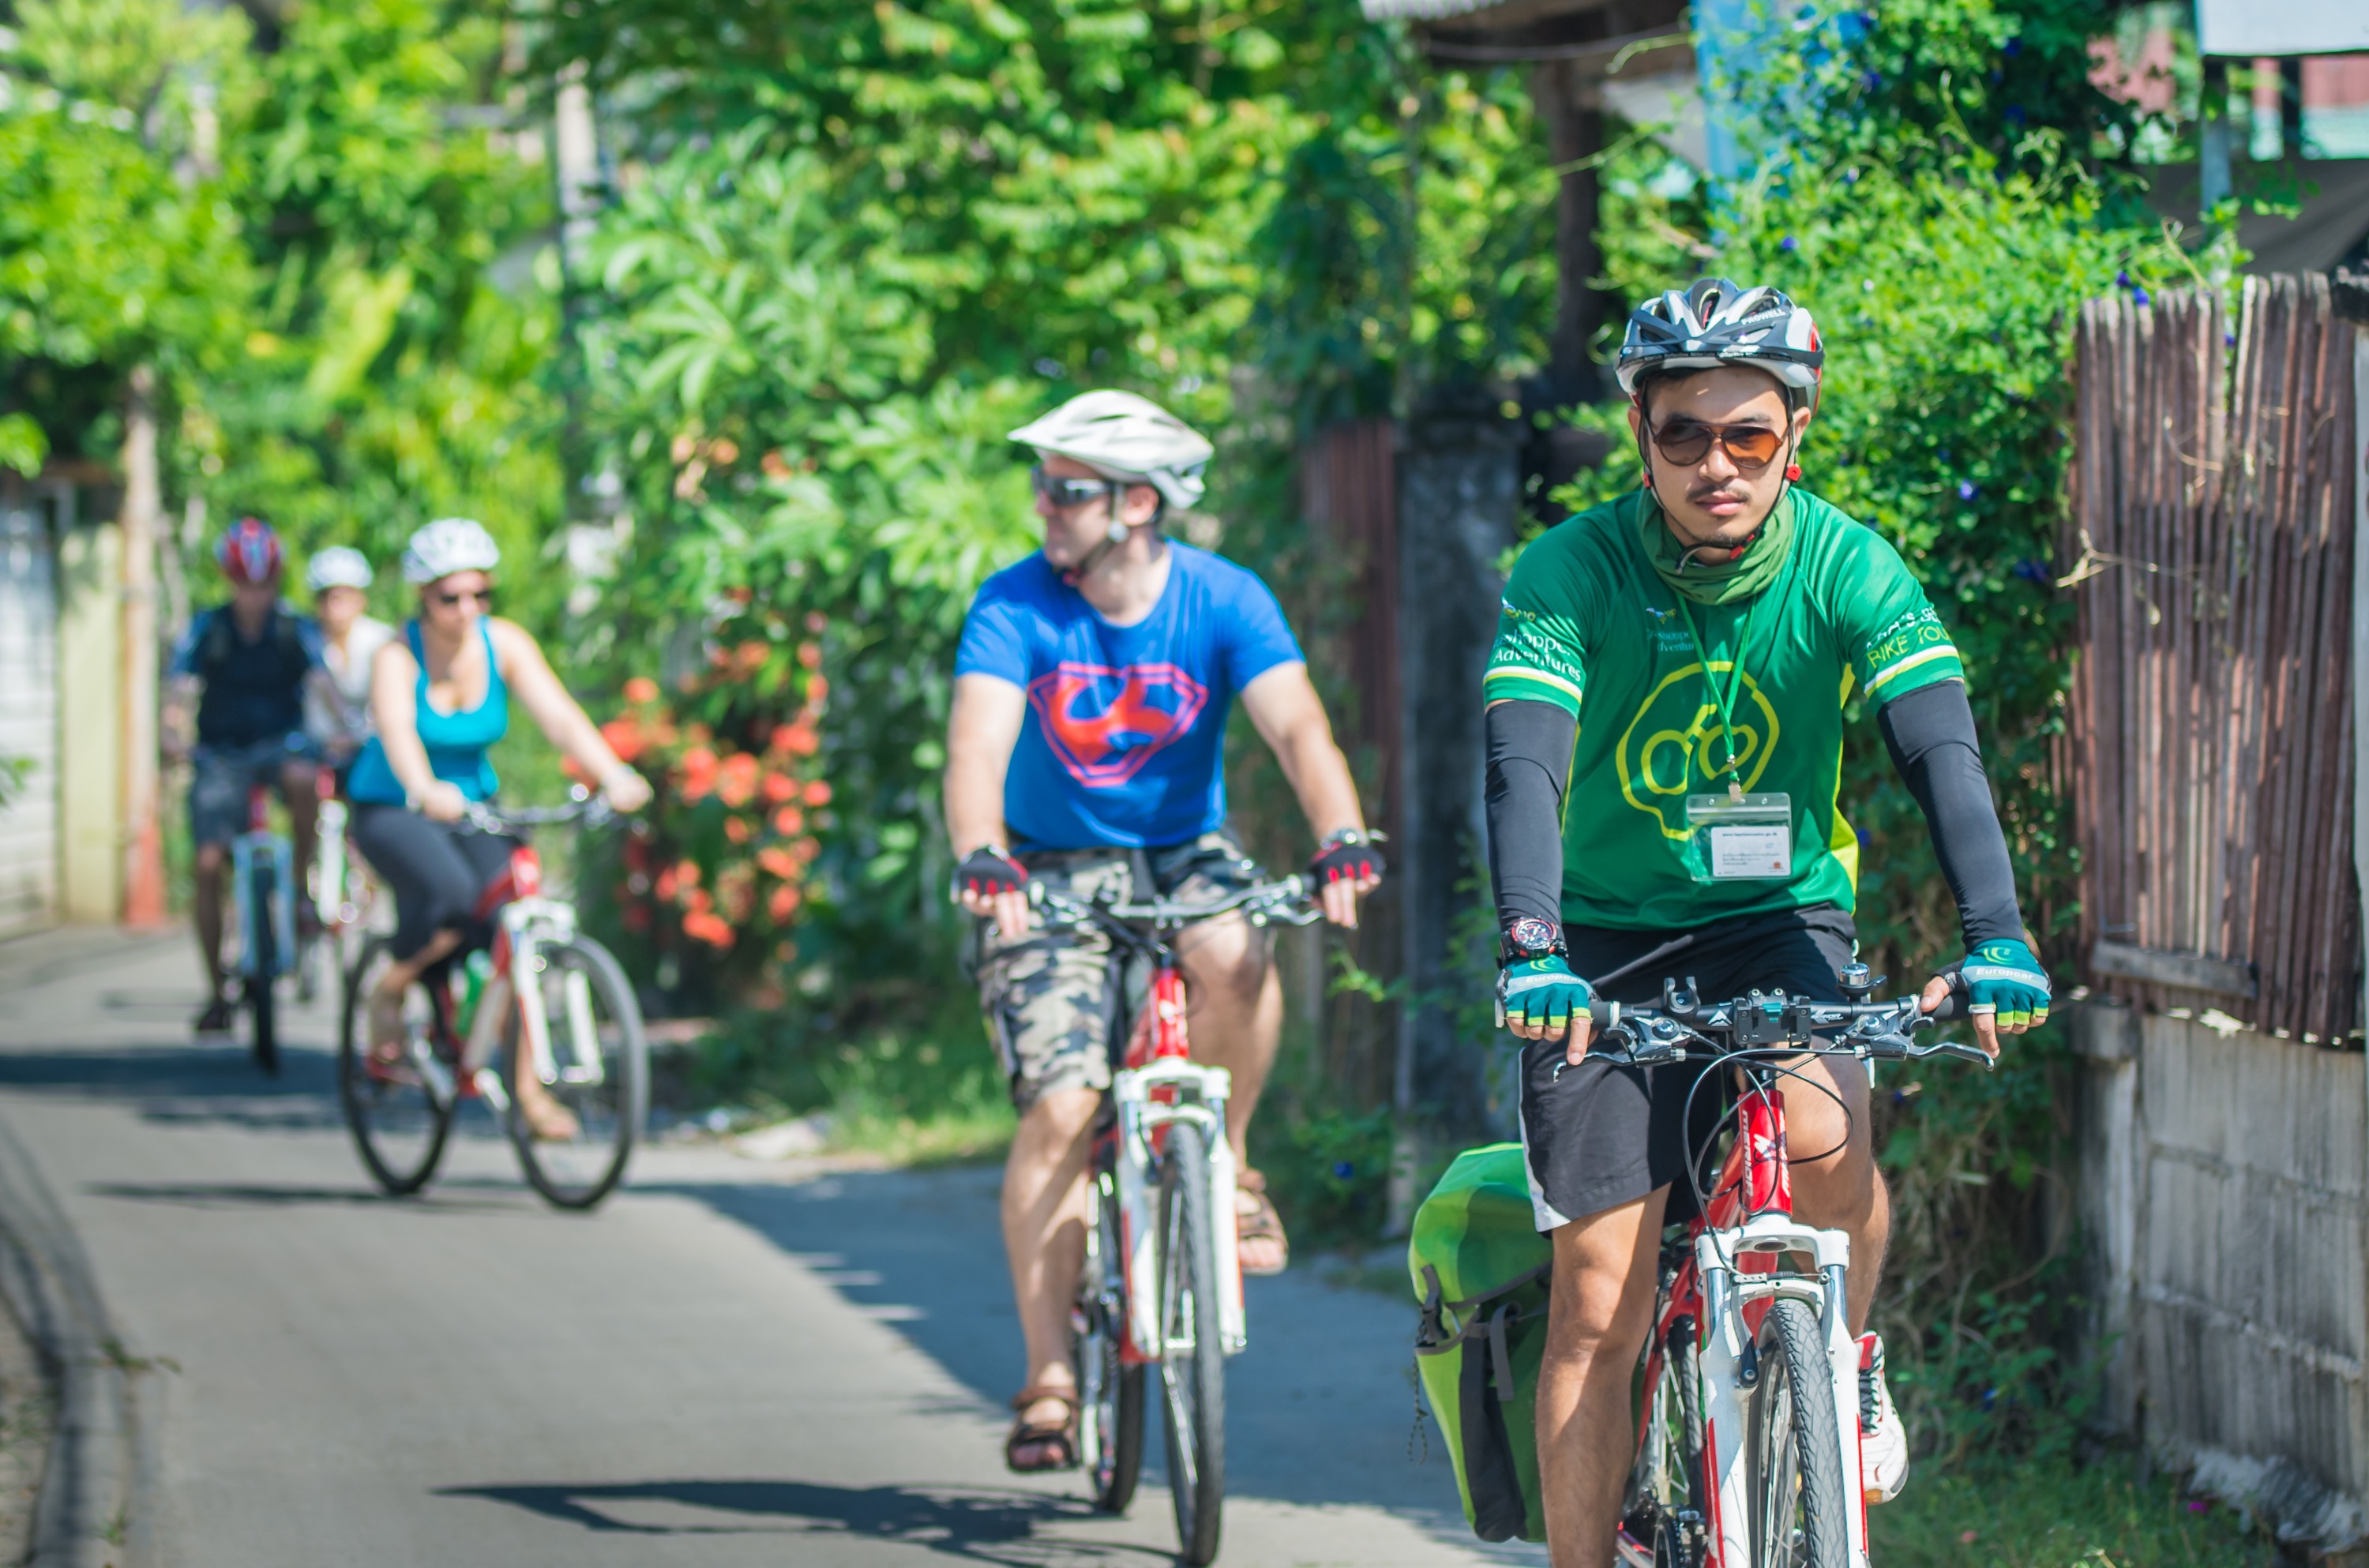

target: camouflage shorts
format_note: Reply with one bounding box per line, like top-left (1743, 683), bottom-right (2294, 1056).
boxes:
top-left (972, 831), bottom-right (1262, 1111)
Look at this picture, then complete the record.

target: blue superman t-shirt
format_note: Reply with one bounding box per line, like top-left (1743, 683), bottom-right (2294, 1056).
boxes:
top-left (955, 543), bottom-right (1305, 850)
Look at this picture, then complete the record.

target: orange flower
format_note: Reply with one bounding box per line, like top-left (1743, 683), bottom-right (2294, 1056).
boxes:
top-left (710, 437), bottom-right (741, 465)
top-left (768, 883), bottom-right (802, 922)
top-left (600, 718), bottom-right (644, 763)
top-left (683, 910), bottom-right (734, 949)
top-left (775, 724), bottom-right (819, 759)
top-left (757, 846), bottom-right (798, 880)
top-left (723, 816), bottom-right (751, 843)
top-left (803, 779), bottom-right (832, 807)
top-left (670, 433), bottom-right (698, 465)
top-left (790, 835), bottom-right (821, 864)
top-left (797, 641), bottom-right (824, 670)
top-left (735, 640), bottom-right (768, 672)
top-left (685, 887), bottom-right (715, 915)
top-left (761, 448), bottom-right (792, 479)
top-left (804, 611), bottom-right (827, 633)
top-left (762, 771), bottom-right (799, 803)
top-left (772, 806), bottom-right (805, 836)
top-left (679, 747), bottom-right (719, 801)
top-left (623, 676), bottom-right (659, 705)
top-left (674, 858), bottom-right (703, 889)
top-left (718, 752), bottom-right (760, 808)
top-left (654, 867), bottom-right (678, 901)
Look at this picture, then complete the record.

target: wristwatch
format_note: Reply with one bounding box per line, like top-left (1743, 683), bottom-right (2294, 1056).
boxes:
top-left (1500, 916), bottom-right (1565, 965)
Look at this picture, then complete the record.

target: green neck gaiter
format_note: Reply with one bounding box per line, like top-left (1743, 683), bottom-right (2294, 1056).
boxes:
top-left (1636, 490), bottom-right (1796, 606)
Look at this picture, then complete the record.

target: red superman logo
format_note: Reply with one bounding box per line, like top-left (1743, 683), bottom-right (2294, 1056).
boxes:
top-left (1027, 662), bottom-right (1208, 787)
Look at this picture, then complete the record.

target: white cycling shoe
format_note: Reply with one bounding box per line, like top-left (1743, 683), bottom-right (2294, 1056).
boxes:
top-left (1858, 1333), bottom-right (1909, 1503)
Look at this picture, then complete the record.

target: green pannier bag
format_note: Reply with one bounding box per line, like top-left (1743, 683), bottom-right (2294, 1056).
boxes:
top-left (1408, 1142), bottom-right (1554, 1544)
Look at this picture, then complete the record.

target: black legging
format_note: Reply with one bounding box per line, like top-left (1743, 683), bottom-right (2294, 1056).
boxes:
top-left (350, 803), bottom-right (518, 961)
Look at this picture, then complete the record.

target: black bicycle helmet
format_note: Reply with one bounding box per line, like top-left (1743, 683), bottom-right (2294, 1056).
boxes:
top-left (1616, 277), bottom-right (1823, 403)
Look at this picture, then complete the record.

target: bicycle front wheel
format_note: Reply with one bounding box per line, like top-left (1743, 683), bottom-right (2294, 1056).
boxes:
top-left (339, 937), bottom-right (455, 1195)
top-left (1748, 1300), bottom-right (1850, 1568)
top-left (246, 860), bottom-right (279, 1075)
top-left (1157, 1119), bottom-right (1226, 1566)
top-left (506, 933), bottom-right (648, 1211)
top-left (1076, 1151), bottom-right (1146, 1514)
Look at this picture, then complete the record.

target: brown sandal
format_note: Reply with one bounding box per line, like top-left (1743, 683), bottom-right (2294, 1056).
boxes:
top-left (1236, 1168), bottom-right (1290, 1277)
top-left (1004, 1385), bottom-right (1079, 1473)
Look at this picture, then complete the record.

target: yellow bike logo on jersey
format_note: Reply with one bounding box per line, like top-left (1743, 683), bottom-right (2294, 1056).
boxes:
top-left (1616, 662), bottom-right (1782, 838)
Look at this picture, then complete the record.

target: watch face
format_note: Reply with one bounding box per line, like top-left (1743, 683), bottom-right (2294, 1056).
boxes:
top-left (1507, 917), bottom-right (1560, 958)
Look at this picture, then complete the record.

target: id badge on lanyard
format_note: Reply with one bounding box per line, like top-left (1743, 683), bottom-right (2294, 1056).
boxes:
top-left (1687, 791), bottom-right (1793, 880)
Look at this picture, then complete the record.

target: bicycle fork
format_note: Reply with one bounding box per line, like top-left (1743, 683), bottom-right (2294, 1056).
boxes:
top-left (1690, 1214), bottom-right (1869, 1567)
top-left (1110, 1060), bottom-right (1247, 1360)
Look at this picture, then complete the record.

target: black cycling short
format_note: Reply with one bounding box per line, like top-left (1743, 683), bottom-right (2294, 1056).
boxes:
top-left (1518, 902), bottom-right (1856, 1231)
top-left (349, 804), bottom-right (518, 962)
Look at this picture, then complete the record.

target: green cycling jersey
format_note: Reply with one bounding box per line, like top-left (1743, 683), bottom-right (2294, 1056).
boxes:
top-left (1482, 487), bottom-right (1965, 931)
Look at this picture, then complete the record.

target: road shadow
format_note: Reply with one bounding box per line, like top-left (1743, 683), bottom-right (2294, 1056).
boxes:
top-left (0, 1045), bottom-right (351, 1133)
top-left (654, 1168), bottom-right (1472, 1527)
top-left (438, 1478), bottom-right (1165, 1564)
top-left (84, 1178), bottom-right (530, 1214)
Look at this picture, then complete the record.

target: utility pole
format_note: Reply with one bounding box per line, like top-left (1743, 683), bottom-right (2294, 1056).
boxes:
top-left (118, 365), bottom-right (165, 926)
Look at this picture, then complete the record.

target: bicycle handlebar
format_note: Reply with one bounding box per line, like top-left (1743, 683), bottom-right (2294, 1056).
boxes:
top-left (1024, 874), bottom-right (1322, 947)
top-left (1565, 979), bottom-right (1995, 1072)
top-left (461, 790), bottom-right (621, 835)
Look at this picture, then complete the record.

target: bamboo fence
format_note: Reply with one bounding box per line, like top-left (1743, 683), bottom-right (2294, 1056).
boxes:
top-left (2067, 274), bottom-right (2361, 1042)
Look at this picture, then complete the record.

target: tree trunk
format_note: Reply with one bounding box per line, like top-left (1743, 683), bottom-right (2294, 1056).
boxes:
top-left (119, 364), bottom-right (165, 926)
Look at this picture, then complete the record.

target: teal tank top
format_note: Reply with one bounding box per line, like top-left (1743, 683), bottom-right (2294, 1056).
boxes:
top-left (347, 620), bottom-right (509, 805)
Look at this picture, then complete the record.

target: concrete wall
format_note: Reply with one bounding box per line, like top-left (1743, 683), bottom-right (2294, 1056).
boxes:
top-left (0, 493), bottom-right (59, 936)
top-left (57, 522), bottom-right (119, 924)
top-left (2077, 1000), bottom-right (2369, 1541)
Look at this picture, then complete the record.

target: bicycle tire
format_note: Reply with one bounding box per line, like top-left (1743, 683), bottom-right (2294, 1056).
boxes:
top-left (1748, 1300), bottom-right (1850, 1568)
top-left (246, 860), bottom-right (279, 1075)
top-left (1157, 1120), bottom-right (1226, 1566)
top-left (1076, 1153), bottom-right (1146, 1514)
top-left (506, 933), bottom-right (648, 1211)
top-left (338, 936), bottom-right (455, 1195)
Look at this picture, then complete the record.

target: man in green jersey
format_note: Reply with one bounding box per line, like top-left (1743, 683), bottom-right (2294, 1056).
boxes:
top-left (1481, 278), bottom-right (2052, 1562)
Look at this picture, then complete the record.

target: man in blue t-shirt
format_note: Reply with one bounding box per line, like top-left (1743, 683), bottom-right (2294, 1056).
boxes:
top-left (164, 518), bottom-right (336, 1035)
top-left (945, 390), bottom-right (1383, 1473)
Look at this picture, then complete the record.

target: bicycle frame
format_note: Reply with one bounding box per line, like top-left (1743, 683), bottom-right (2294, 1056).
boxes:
top-left (1035, 876), bottom-right (1317, 1368)
top-left (1628, 1077), bottom-right (1870, 1568)
top-left (426, 838), bottom-right (601, 1112)
top-left (230, 785), bottom-right (296, 981)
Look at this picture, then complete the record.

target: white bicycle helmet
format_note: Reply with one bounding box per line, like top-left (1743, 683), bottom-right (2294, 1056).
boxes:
top-left (1616, 277), bottom-right (1823, 403)
top-left (1008, 390), bottom-right (1214, 511)
top-left (304, 546), bottom-right (375, 595)
top-left (400, 517), bottom-right (501, 584)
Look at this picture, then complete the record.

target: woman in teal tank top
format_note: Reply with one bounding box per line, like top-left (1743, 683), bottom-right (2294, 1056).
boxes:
top-left (347, 518), bottom-right (653, 1138)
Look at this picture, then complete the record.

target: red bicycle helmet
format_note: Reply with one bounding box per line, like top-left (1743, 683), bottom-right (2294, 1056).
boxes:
top-left (216, 517), bottom-right (283, 586)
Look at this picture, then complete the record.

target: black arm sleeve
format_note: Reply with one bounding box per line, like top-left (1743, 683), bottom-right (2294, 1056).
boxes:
top-left (1485, 700), bottom-right (1579, 936)
top-left (1875, 680), bottom-right (2025, 949)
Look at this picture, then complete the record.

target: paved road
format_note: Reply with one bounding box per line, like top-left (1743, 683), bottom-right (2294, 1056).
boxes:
top-left (0, 930), bottom-right (1535, 1566)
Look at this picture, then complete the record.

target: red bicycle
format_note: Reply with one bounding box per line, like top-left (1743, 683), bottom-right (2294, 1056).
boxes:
top-left (336, 795), bottom-right (649, 1210)
top-left (1592, 967), bottom-right (1988, 1568)
top-left (1018, 873), bottom-right (1318, 1566)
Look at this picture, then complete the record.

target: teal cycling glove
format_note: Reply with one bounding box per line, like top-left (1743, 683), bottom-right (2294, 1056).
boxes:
top-left (1497, 956), bottom-right (1593, 1037)
top-left (1958, 939), bottom-right (2052, 1029)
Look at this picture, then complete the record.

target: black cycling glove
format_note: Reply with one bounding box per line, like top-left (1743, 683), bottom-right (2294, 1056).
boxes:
top-left (954, 845), bottom-right (1027, 902)
top-left (1310, 829), bottom-right (1385, 888)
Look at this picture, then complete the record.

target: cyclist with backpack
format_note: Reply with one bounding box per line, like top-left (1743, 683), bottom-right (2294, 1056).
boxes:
top-left (1481, 279), bottom-right (2052, 1562)
top-left (166, 518), bottom-right (341, 1033)
top-left (945, 390), bottom-right (1382, 1472)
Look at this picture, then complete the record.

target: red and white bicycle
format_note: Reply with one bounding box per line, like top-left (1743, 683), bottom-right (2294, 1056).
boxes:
top-left (1018, 873), bottom-right (1319, 1567)
top-left (1595, 968), bottom-right (1988, 1568)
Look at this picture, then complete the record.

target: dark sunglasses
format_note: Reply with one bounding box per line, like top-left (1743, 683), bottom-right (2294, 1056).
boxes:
top-left (433, 586), bottom-right (495, 608)
top-left (1031, 465), bottom-right (1117, 510)
top-left (1649, 420), bottom-right (1787, 470)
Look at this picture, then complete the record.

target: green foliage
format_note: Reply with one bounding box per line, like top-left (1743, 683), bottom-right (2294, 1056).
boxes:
top-left (194, 0), bottom-right (558, 618)
top-left (1872, 1457), bottom-right (2276, 1567)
